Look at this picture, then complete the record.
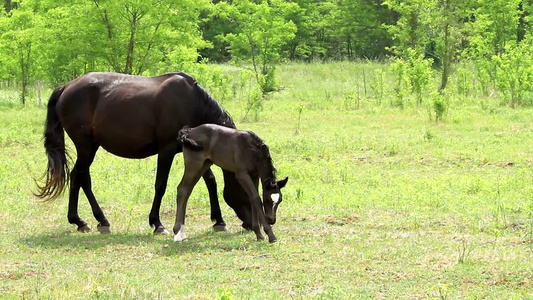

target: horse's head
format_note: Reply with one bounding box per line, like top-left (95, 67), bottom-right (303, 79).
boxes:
top-left (262, 177), bottom-right (288, 225)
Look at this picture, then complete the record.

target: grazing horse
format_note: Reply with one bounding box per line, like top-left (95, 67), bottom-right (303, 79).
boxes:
top-left (34, 72), bottom-right (253, 234)
top-left (174, 124), bottom-right (288, 243)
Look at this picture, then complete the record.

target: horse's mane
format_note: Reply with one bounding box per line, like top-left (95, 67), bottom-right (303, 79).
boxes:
top-left (177, 72), bottom-right (235, 129)
top-left (246, 131), bottom-right (277, 183)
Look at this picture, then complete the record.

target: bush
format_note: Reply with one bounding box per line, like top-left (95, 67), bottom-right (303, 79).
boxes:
top-left (493, 41), bottom-right (533, 107)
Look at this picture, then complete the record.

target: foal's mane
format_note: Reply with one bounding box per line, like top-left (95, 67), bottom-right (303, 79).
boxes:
top-left (246, 131), bottom-right (277, 184)
top-left (177, 72), bottom-right (235, 129)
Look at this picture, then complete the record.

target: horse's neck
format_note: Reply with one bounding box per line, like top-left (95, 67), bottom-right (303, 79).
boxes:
top-left (259, 167), bottom-right (275, 187)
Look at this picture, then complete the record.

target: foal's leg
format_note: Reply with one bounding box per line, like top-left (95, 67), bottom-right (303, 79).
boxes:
top-left (68, 142), bottom-right (110, 233)
top-left (234, 172), bottom-right (276, 242)
top-left (203, 169), bottom-right (227, 231)
top-left (149, 148), bottom-right (176, 235)
top-left (173, 160), bottom-right (212, 242)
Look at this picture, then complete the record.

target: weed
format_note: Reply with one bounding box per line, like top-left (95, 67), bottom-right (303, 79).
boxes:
top-left (216, 288), bottom-right (235, 300)
top-left (424, 128), bottom-right (434, 142)
top-left (241, 86), bottom-right (263, 122)
top-left (391, 58), bottom-right (410, 108)
top-left (427, 91), bottom-right (448, 122)
top-left (295, 105), bottom-right (304, 134)
top-left (430, 283), bottom-right (450, 300)
top-left (344, 86), bottom-right (360, 110)
top-left (370, 68), bottom-right (385, 105)
top-left (457, 238), bottom-right (474, 264)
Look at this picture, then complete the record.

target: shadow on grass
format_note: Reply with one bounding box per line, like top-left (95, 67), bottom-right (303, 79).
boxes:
top-left (20, 228), bottom-right (274, 255)
top-left (160, 230), bottom-right (276, 256)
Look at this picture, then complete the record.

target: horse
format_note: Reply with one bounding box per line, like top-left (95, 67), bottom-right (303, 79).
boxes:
top-left (174, 124), bottom-right (288, 243)
top-left (34, 72), bottom-right (253, 234)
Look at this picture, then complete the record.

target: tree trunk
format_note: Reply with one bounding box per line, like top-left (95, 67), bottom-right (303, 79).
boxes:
top-left (4, 0), bottom-right (12, 13)
top-left (19, 42), bottom-right (31, 105)
top-left (517, 2), bottom-right (528, 42)
top-left (439, 24), bottom-right (451, 92)
top-left (124, 11), bottom-right (139, 74)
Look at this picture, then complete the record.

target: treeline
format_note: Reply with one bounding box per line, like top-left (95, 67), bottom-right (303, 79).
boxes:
top-left (0, 0), bottom-right (532, 104)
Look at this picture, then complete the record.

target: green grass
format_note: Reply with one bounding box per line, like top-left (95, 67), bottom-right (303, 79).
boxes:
top-left (1, 62), bottom-right (532, 299)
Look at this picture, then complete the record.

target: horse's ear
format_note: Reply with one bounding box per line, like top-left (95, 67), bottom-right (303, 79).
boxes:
top-left (277, 177), bottom-right (288, 189)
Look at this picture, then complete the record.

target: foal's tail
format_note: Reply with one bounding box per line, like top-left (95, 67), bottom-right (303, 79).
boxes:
top-left (178, 127), bottom-right (204, 151)
top-left (33, 85), bottom-right (70, 201)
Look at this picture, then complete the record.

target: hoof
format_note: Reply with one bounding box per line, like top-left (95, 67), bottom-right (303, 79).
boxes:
top-left (173, 226), bottom-right (187, 242)
top-left (77, 224), bottom-right (91, 232)
top-left (242, 223), bottom-right (253, 231)
top-left (154, 226), bottom-right (170, 235)
top-left (97, 224), bottom-right (111, 234)
top-left (213, 224), bottom-right (228, 232)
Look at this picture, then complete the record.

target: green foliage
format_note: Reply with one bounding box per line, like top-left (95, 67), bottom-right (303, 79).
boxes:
top-left (427, 91), bottom-right (449, 122)
top-left (493, 40), bottom-right (533, 107)
top-left (370, 68), bottom-right (385, 105)
top-left (0, 8), bottom-right (45, 102)
top-left (216, 288), bottom-right (235, 300)
top-left (405, 49), bottom-right (433, 106)
top-left (390, 52), bottom-right (432, 108)
top-left (0, 0), bottom-right (208, 85)
top-left (390, 58), bottom-right (410, 108)
top-left (220, 0), bottom-right (297, 95)
top-left (454, 62), bottom-right (474, 98)
top-left (242, 84), bottom-right (263, 122)
top-left (383, 0), bottom-right (434, 56)
top-left (0, 0), bottom-right (532, 109)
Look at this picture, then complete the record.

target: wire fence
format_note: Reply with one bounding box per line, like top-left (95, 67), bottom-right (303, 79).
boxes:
top-left (0, 80), bottom-right (52, 107)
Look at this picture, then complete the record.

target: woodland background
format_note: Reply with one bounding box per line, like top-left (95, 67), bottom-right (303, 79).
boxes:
top-left (0, 0), bottom-right (532, 107)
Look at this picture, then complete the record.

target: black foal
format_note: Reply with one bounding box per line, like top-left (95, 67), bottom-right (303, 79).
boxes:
top-left (173, 124), bottom-right (288, 243)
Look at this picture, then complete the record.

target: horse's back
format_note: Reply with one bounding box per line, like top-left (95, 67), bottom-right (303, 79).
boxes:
top-left (56, 72), bottom-right (196, 158)
top-left (184, 124), bottom-right (257, 173)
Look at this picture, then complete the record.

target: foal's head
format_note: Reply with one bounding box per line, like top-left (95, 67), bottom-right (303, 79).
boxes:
top-left (262, 177), bottom-right (288, 225)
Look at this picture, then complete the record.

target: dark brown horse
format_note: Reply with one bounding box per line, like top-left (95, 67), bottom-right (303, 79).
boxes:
top-left (34, 72), bottom-right (252, 234)
top-left (175, 124), bottom-right (288, 242)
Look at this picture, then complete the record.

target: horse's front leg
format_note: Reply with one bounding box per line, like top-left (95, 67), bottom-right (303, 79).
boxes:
top-left (235, 172), bottom-right (276, 242)
top-left (250, 199), bottom-right (264, 241)
top-left (149, 149), bottom-right (176, 235)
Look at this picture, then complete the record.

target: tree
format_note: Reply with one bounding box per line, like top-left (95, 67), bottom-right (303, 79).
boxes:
top-left (384, 0), bottom-right (472, 91)
top-left (336, 0), bottom-right (394, 59)
top-left (219, 0), bottom-right (297, 94)
top-left (0, 9), bottom-right (44, 103)
top-left (91, 0), bottom-right (208, 75)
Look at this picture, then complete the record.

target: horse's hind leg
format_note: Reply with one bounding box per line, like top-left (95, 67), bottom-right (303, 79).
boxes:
top-left (173, 159), bottom-right (212, 242)
top-left (149, 149), bottom-right (176, 235)
top-left (203, 169), bottom-right (227, 232)
top-left (68, 142), bottom-right (109, 233)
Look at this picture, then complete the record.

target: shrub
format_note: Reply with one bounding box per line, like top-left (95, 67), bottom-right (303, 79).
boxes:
top-left (493, 41), bottom-right (533, 107)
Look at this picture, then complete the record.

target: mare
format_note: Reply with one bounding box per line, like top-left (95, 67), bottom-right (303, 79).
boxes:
top-left (175, 124), bottom-right (288, 243)
top-left (34, 72), bottom-right (253, 234)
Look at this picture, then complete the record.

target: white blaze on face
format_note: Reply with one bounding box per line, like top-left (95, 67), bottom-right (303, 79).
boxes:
top-left (271, 193), bottom-right (280, 208)
top-left (173, 225), bottom-right (187, 242)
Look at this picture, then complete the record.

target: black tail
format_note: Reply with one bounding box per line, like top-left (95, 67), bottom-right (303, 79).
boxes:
top-left (178, 127), bottom-right (204, 151)
top-left (34, 86), bottom-right (70, 201)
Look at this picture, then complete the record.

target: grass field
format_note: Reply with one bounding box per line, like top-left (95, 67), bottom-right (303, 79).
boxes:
top-left (0, 62), bottom-right (532, 299)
